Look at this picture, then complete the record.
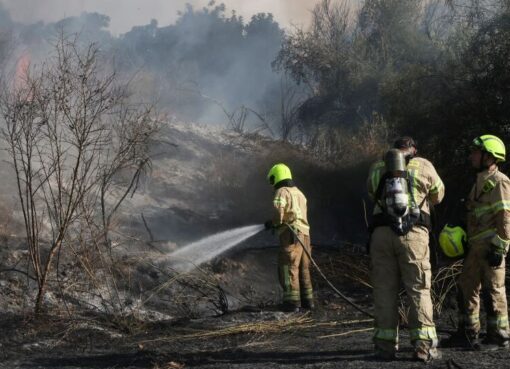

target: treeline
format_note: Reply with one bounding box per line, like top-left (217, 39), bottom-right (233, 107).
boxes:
top-left (0, 2), bottom-right (293, 131)
top-left (276, 0), bottom-right (510, 180)
top-left (2, 0), bottom-right (510, 173)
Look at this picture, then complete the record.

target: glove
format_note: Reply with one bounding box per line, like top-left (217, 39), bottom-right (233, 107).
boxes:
top-left (487, 249), bottom-right (504, 267)
top-left (264, 220), bottom-right (273, 231)
top-left (488, 235), bottom-right (509, 267)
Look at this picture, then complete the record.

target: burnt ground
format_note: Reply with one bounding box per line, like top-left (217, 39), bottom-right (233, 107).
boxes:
top-left (1, 246), bottom-right (510, 369)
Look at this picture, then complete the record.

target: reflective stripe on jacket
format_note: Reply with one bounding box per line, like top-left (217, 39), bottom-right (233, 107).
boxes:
top-left (467, 168), bottom-right (510, 244)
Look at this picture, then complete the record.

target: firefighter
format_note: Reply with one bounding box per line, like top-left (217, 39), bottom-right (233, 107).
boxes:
top-left (443, 134), bottom-right (510, 349)
top-left (265, 163), bottom-right (314, 312)
top-left (367, 137), bottom-right (444, 361)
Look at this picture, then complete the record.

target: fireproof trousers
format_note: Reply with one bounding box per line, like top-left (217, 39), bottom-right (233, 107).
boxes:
top-left (457, 240), bottom-right (509, 338)
top-left (369, 225), bottom-right (437, 353)
top-left (278, 230), bottom-right (313, 306)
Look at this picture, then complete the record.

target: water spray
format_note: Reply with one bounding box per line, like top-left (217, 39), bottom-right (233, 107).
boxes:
top-left (164, 224), bottom-right (264, 272)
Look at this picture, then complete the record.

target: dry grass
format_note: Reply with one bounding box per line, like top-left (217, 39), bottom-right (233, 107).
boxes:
top-left (315, 247), bottom-right (371, 290)
top-left (432, 260), bottom-right (463, 315)
top-left (140, 314), bottom-right (314, 344)
top-left (396, 261), bottom-right (464, 323)
top-left (141, 315), bottom-right (374, 349)
top-left (306, 113), bottom-right (391, 166)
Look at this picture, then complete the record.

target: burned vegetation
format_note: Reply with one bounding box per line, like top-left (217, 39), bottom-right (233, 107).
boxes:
top-left (0, 0), bottom-right (510, 368)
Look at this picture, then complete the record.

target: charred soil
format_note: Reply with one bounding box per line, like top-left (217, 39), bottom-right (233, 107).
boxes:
top-left (2, 246), bottom-right (510, 369)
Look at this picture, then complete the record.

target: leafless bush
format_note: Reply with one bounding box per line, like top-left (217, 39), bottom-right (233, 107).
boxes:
top-left (0, 33), bottom-right (159, 313)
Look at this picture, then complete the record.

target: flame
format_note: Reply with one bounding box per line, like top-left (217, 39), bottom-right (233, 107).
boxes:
top-left (13, 51), bottom-right (33, 100)
top-left (14, 52), bottom-right (30, 91)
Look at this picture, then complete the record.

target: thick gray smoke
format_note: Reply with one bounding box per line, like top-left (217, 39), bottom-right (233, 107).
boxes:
top-left (0, 2), bottom-right (309, 129)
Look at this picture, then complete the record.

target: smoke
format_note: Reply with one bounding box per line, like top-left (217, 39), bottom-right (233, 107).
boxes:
top-left (0, 1), bottom-right (317, 129)
top-left (0, 0), bottom-right (327, 35)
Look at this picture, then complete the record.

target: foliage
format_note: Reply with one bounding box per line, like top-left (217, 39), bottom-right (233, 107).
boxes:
top-left (384, 7), bottom-right (510, 178)
top-left (3, 0), bottom-right (510, 163)
top-left (276, 0), bottom-right (510, 181)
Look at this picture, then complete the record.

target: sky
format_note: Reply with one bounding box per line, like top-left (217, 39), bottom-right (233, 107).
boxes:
top-left (0, 0), bottom-right (350, 35)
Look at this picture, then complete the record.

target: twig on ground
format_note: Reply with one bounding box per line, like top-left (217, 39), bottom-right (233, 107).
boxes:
top-left (318, 327), bottom-right (373, 339)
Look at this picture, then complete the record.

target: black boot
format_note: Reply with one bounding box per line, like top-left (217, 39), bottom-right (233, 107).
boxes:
top-left (482, 329), bottom-right (510, 349)
top-left (301, 299), bottom-right (315, 310)
top-left (280, 302), bottom-right (300, 313)
top-left (441, 330), bottom-right (481, 350)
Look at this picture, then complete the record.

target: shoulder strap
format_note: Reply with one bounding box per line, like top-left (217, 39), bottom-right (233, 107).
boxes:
top-left (474, 177), bottom-right (499, 201)
top-left (374, 172), bottom-right (391, 204)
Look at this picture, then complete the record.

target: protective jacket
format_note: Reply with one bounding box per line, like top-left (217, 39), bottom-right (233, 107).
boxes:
top-left (272, 186), bottom-right (310, 235)
top-left (467, 168), bottom-right (510, 245)
top-left (458, 167), bottom-right (510, 338)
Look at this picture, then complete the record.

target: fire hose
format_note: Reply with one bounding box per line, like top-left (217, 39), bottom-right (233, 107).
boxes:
top-left (283, 223), bottom-right (375, 319)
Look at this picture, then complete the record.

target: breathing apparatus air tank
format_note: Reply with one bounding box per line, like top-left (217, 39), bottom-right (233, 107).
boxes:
top-left (383, 149), bottom-right (410, 218)
top-left (385, 148), bottom-right (407, 173)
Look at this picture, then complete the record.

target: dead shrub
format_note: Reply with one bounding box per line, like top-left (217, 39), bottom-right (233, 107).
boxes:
top-left (0, 33), bottom-right (158, 313)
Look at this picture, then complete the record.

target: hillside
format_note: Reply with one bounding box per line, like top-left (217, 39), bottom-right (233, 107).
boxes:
top-left (0, 121), bottom-right (509, 369)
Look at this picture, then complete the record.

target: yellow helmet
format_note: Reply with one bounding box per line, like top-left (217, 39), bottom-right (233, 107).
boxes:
top-left (472, 134), bottom-right (506, 162)
top-left (267, 163), bottom-right (292, 186)
top-left (439, 225), bottom-right (467, 258)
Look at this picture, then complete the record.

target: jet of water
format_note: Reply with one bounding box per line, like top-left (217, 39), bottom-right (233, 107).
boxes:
top-left (163, 224), bottom-right (265, 272)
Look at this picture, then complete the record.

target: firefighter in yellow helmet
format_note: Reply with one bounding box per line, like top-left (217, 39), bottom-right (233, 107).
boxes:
top-left (265, 163), bottom-right (313, 312)
top-left (443, 134), bottom-right (510, 349)
top-left (367, 137), bottom-right (444, 362)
